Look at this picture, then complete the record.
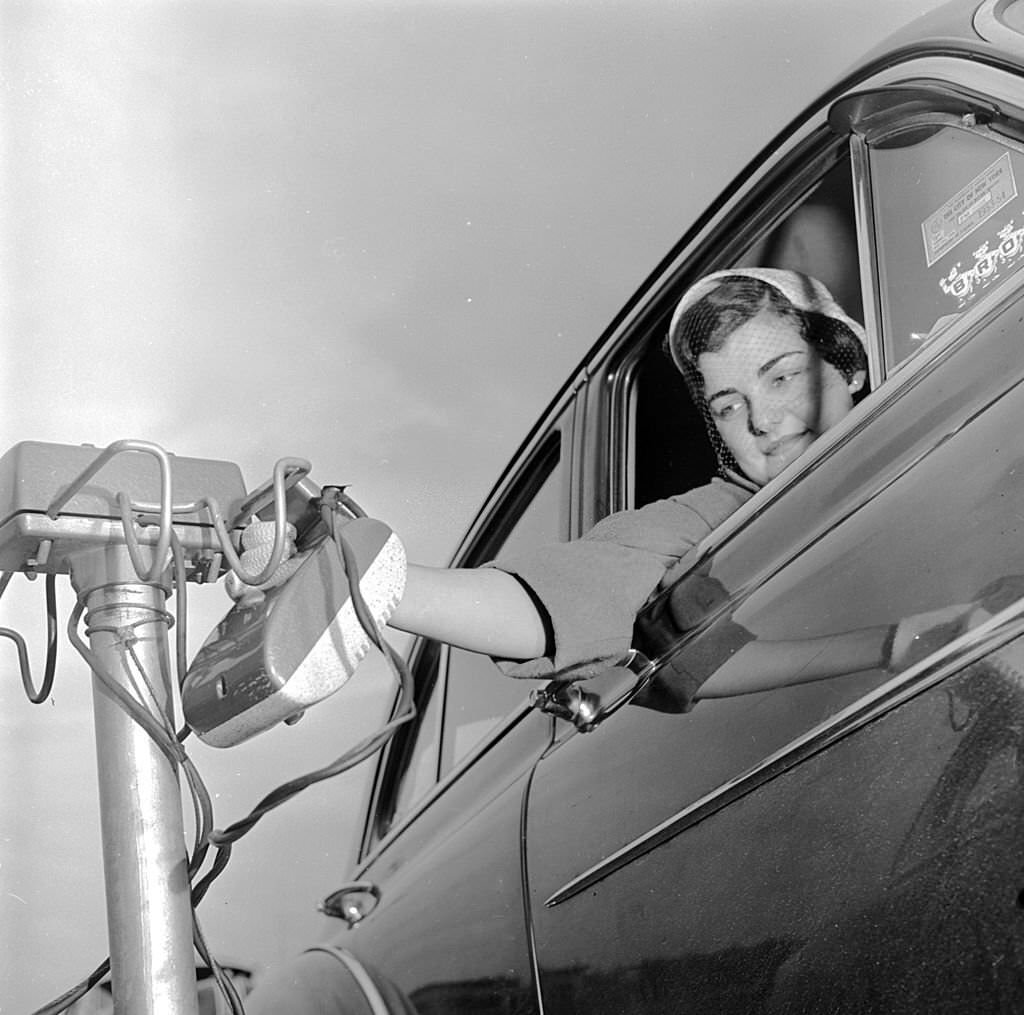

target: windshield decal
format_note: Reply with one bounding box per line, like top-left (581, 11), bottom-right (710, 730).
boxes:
top-left (923, 152), bottom-right (1017, 267)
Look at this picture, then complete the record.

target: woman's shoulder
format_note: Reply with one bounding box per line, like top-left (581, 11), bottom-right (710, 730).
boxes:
top-left (658, 476), bottom-right (754, 522)
top-left (584, 477), bottom-right (752, 552)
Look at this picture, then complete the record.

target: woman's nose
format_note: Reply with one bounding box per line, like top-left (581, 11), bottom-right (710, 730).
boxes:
top-left (747, 395), bottom-right (784, 436)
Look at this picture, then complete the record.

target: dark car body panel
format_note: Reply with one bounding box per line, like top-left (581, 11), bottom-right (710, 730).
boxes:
top-left (338, 704), bottom-right (552, 1014)
top-left (528, 643), bottom-right (1024, 1013)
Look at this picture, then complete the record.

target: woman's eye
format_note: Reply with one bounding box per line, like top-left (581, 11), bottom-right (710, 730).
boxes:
top-left (710, 399), bottom-right (744, 421)
top-left (770, 368), bottom-right (804, 388)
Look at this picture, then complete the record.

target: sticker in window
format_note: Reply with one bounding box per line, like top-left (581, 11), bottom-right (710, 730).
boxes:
top-left (921, 152), bottom-right (1017, 267)
top-left (937, 215), bottom-right (1024, 307)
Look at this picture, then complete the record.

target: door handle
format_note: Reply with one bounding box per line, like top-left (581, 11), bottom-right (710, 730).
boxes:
top-left (530, 652), bottom-right (653, 733)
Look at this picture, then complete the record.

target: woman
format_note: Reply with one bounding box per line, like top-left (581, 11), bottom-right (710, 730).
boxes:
top-left (386, 267), bottom-right (874, 684)
top-left (241, 267), bottom-right (985, 1014)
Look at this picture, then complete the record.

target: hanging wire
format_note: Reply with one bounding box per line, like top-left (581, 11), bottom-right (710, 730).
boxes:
top-left (45, 440), bottom-right (175, 584)
top-left (207, 496), bottom-right (415, 846)
top-left (25, 456), bottom-right (413, 1014)
top-left (0, 571), bottom-right (59, 704)
top-left (200, 458), bottom-right (312, 586)
top-left (29, 959), bottom-right (111, 1015)
top-left (193, 911), bottom-right (245, 1015)
top-left (169, 531), bottom-right (191, 694)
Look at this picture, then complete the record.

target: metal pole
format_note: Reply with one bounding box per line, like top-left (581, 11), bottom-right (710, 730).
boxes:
top-left (69, 544), bottom-right (199, 1015)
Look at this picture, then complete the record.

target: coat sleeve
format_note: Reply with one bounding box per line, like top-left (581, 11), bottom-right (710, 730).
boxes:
top-left (489, 479), bottom-right (752, 681)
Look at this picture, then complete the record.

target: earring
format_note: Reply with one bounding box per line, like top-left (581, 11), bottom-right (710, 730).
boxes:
top-left (849, 377), bottom-right (863, 393)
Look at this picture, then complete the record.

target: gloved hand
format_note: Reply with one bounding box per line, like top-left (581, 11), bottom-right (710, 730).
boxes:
top-left (887, 602), bottom-right (989, 672)
top-left (886, 574), bottom-right (1024, 672)
top-left (632, 567), bottom-right (744, 713)
top-left (974, 573), bottom-right (1024, 615)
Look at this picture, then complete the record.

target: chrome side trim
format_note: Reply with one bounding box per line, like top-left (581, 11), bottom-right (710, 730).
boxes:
top-left (544, 600), bottom-right (1024, 908)
top-left (304, 946), bottom-right (394, 1015)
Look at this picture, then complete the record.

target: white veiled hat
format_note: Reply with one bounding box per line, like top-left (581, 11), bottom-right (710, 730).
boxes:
top-left (667, 267), bottom-right (866, 374)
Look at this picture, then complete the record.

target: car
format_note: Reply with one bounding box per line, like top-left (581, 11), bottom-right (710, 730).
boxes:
top-left (282, 2), bottom-right (1024, 1012)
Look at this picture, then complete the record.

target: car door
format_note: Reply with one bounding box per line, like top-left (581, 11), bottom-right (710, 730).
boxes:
top-left (525, 53), bottom-right (1024, 1014)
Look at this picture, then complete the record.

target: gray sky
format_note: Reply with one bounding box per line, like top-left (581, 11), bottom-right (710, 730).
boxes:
top-left (2, 0), bottom-right (937, 1009)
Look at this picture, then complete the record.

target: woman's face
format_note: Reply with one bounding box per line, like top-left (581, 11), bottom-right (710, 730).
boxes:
top-left (697, 307), bottom-right (864, 486)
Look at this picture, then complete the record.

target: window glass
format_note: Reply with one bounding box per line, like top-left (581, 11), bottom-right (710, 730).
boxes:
top-left (741, 155), bottom-right (862, 323)
top-left (869, 121), bottom-right (1024, 369)
top-left (383, 640), bottom-right (443, 834)
top-left (389, 663), bottom-right (443, 826)
top-left (440, 440), bottom-right (563, 777)
top-left (377, 432), bottom-right (565, 837)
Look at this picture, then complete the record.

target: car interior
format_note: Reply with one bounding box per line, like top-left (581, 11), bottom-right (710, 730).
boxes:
top-left (631, 154), bottom-right (861, 509)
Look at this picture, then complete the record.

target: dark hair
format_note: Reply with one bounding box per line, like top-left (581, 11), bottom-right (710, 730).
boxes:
top-left (667, 276), bottom-right (867, 395)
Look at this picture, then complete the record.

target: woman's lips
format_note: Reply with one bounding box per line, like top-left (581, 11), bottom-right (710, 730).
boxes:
top-left (763, 431), bottom-right (813, 466)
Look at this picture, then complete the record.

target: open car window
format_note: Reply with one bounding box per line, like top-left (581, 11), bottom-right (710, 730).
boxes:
top-left (629, 149), bottom-right (862, 509)
top-left (367, 428), bottom-right (567, 848)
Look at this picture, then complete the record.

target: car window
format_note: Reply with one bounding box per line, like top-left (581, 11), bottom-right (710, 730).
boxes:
top-left (372, 430), bottom-right (566, 842)
top-left (629, 153), bottom-right (861, 509)
top-left (866, 117), bottom-right (1024, 371)
top-left (441, 444), bottom-right (562, 777)
top-left (386, 640), bottom-right (444, 831)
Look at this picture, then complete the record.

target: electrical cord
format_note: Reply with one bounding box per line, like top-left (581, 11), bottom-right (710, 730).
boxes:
top-left (45, 440), bottom-right (175, 584)
top-left (0, 571), bottom-right (59, 703)
top-left (30, 960), bottom-right (111, 1015)
top-left (29, 598), bottom-right (238, 1015)
top-left (201, 458), bottom-right (312, 587)
top-left (21, 462), bottom-right (413, 1014)
top-left (206, 496), bottom-right (416, 845)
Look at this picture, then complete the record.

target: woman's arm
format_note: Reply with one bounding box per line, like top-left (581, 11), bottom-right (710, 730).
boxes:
top-left (694, 600), bottom-right (983, 700)
top-left (389, 563), bottom-right (550, 661)
top-left (694, 625), bottom-right (891, 699)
